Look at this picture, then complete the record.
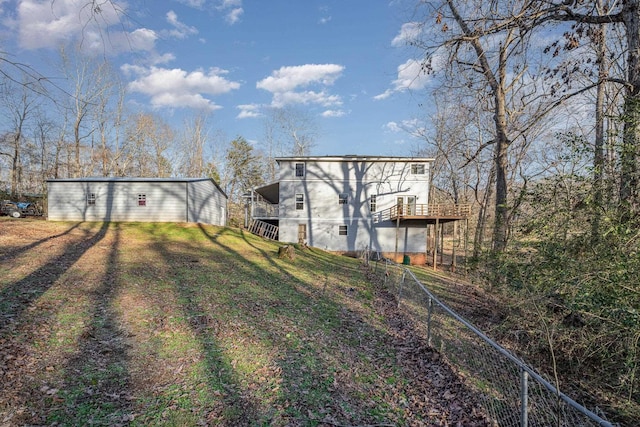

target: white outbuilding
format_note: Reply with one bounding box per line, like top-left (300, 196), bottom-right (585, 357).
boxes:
top-left (46, 177), bottom-right (227, 226)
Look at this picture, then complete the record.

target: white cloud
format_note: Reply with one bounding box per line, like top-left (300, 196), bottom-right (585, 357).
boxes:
top-left (165, 10), bottom-right (198, 39)
top-left (384, 121), bottom-right (402, 133)
top-left (225, 8), bottom-right (244, 24)
top-left (257, 64), bottom-right (344, 92)
top-left (237, 104), bottom-right (262, 119)
top-left (177, 0), bottom-right (207, 8)
top-left (216, 0), bottom-right (243, 25)
top-left (257, 64), bottom-right (345, 109)
top-left (321, 109), bottom-right (345, 118)
top-left (391, 22), bottom-right (421, 47)
top-left (375, 58), bottom-right (432, 99)
top-left (12, 0), bottom-right (157, 54)
top-left (383, 119), bottom-right (425, 138)
top-left (124, 65), bottom-right (241, 110)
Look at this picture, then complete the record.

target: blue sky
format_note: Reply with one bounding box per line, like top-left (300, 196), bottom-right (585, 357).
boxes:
top-left (0, 0), bottom-right (433, 156)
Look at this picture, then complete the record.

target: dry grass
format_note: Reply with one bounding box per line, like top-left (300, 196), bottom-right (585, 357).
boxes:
top-left (0, 219), bottom-right (488, 426)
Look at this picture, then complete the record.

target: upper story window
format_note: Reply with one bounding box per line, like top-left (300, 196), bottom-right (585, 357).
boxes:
top-left (87, 193), bottom-right (96, 206)
top-left (138, 194), bottom-right (147, 206)
top-left (295, 163), bottom-right (305, 177)
top-left (411, 164), bottom-right (426, 175)
top-left (338, 193), bottom-right (349, 205)
top-left (295, 193), bottom-right (304, 210)
top-left (370, 195), bottom-right (377, 212)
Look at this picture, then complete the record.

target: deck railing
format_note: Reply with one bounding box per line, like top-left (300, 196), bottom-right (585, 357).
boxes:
top-left (377, 203), bottom-right (472, 222)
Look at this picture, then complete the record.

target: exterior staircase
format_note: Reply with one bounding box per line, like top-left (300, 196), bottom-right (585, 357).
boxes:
top-left (248, 219), bottom-right (279, 240)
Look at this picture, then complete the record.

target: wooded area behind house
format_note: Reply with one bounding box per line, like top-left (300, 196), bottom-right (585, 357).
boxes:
top-left (1, 0), bottom-right (639, 423)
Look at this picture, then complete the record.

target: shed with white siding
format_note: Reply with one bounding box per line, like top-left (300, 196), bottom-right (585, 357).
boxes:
top-left (46, 177), bottom-right (227, 225)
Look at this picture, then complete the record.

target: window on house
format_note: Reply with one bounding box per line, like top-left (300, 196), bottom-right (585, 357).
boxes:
top-left (338, 193), bottom-right (349, 205)
top-left (295, 193), bottom-right (304, 210)
top-left (339, 225), bottom-right (348, 236)
top-left (295, 163), bottom-right (305, 177)
top-left (87, 193), bottom-right (96, 206)
top-left (138, 194), bottom-right (147, 206)
top-left (370, 195), bottom-right (377, 212)
top-left (411, 164), bottom-right (426, 174)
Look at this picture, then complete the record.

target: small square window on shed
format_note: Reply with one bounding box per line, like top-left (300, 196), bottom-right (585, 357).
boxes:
top-left (339, 225), bottom-right (348, 236)
top-left (87, 193), bottom-right (96, 206)
top-left (295, 163), bottom-right (305, 177)
top-left (411, 164), bottom-right (425, 174)
top-left (138, 194), bottom-right (147, 206)
top-left (338, 193), bottom-right (349, 205)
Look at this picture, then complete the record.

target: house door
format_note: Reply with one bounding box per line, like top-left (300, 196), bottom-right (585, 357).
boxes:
top-left (298, 224), bottom-right (307, 243)
top-left (397, 196), bottom-right (417, 215)
top-left (407, 196), bottom-right (416, 215)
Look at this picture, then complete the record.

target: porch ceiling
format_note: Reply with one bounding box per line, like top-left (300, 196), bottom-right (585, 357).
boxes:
top-left (254, 182), bottom-right (279, 204)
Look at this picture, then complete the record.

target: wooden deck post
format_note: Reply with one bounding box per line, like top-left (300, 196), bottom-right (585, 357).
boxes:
top-left (433, 217), bottom-right (439, 271)
top-left (452, 220), bottom-right (457, 272)
top-left (395, 213), bottom-right (400, 263)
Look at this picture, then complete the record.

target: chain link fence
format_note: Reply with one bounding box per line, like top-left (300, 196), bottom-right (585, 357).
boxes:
top-left (368, 258), bottom-right (615, 427)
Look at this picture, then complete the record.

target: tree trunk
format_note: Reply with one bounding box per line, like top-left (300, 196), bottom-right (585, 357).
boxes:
top-left (593, 12), bottom-right (607, 242)
top-left (620, 2), bottom-right (640, 219)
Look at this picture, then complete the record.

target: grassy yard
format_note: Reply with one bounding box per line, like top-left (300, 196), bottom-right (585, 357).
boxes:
top-left (0, 219), bottom-right (486, 426)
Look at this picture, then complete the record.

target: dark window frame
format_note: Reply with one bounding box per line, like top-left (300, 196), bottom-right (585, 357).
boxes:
top-left (87, 193), bottom-right (96, 206)
top-left (338, 193), bottom-right (349, 205)
top-left (295, 163), bottom-right (305, 177)
top-left (138, 194), bottom-right (147, 207)
top-left (370, 194), bottom-right (377, 212)
top-left (295, 193), bottom-right (304, 210)
top-left (338, 225), bottom-right (348, 236)
top-left (411, 164), bottom-right (426, 175)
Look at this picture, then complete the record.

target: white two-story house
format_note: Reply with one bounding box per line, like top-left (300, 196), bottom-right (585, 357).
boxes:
top-left (251, 155), bottom-right (467, 264)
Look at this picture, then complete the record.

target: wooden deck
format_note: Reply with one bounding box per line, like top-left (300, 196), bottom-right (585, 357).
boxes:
top-left (380, 203), bottom-right (471, 223)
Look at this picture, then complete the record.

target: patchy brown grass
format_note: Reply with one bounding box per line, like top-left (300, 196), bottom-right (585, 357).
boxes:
top-left (0, 219), bottom-right (489, 426)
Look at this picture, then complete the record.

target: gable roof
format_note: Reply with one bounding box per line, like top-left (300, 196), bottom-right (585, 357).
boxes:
top-left (46, 177), bottom-right (227, 198)
top-left (275, 155), bottom-right (435, 163)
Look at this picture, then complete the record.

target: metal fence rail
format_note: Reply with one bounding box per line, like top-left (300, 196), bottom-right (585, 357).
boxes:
top-left (370, 258), bottom-right (614, 427)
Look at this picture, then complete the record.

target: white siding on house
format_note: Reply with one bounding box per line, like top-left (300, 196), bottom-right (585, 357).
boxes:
top-left (273, 156), bottom-right (432, 253)
top-left (187, 180), bottom-right (227, 225)
top-left (47, 178), bottom-right (227, 226)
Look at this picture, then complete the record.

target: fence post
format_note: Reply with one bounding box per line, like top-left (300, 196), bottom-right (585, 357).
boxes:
top-left (520, 369), bottom-right (529, 427)
top-left (427, 296), bottom-right (433, 347)
top-left (384, 260), bottom-right (388, 286)
top-left (397, 270), bottom-right (406, 308)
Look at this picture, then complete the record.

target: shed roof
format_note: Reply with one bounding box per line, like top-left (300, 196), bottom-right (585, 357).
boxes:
top-left (46, 177), bottom-right (227, 198)
top-left (275, 155), bottom-right (435, 163)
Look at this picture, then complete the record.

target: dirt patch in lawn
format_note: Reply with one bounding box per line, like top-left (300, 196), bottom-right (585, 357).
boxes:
top-left (0, 219), bottom-right (490, 426)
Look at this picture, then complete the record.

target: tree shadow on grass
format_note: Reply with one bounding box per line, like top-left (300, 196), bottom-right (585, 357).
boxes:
top-left (0, 221), bottom-right (81, 262)
top-left (0, 222), bottom-right (109, 333)
top-left (49, 223), bottom-right (134, 426)
top-left (0, 222), bottom-right (131, 425)
top-left (145, 232), bottom-right (261, 426)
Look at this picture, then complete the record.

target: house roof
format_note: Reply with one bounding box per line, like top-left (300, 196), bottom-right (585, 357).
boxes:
top-left (275, 155), bottom-right (435, 162)
top-left (46, 177), bottom-right (227, 198)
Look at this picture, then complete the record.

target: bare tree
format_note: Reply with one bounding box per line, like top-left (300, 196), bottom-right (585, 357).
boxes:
top-left (262, 106), bottom-right (319, 176)
top-left (177, 114), bottom-right (211, 178)
top-left (409, 0), bottom-right (566, 252)
top-left (124, 113), bottom-right (174, 177)
top-left (59, 46), bottom-right (115, 177)
top-left (0, 77), bottom-right (40, 198)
